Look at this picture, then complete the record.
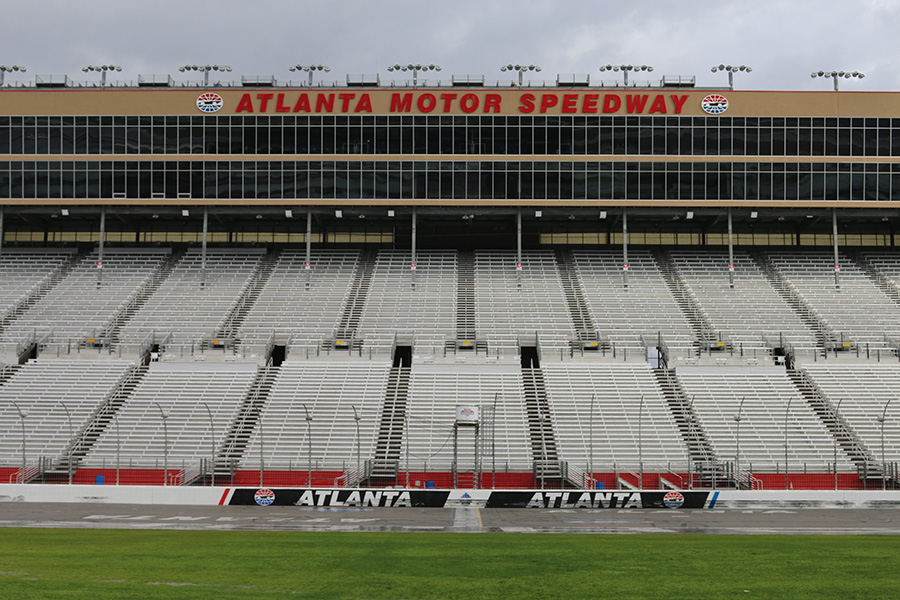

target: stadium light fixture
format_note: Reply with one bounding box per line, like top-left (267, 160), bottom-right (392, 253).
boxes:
top-left (599, 211), bottom-right (607, 219)
top-left (82, 65), bottom-right (122, 87)
top-left (289, 64), bottom-right (330, 87)
top-left (182, 209), bottom-right (190, 217)
top-left (284, 209), bottom-right (293, 218)
top-left (750, 211), bottom-right (758, 219)
top-left (179, 64), bottom-right (232, 86)
top-left (710, 64), bottom-right (752, 90)
top-left (387, 63), bottom-right (441, 88)
top-left (334, 210), bottom-right (342, 218)
top-left (61, 208), bottom-right (69, 216)
top-left (500, 64), bottom-right (541, 86)
top-left (0, 65), bottom-right (26, 86)
top-left (599, 64), bottom-right (653, 87)
top-left (811, 70), bottom-right (865, 91)
top-left (686, 211), bottom-right (694, 220)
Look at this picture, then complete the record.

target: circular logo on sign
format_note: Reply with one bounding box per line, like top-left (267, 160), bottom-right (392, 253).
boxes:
top-left (701, 94), bottom-right (728, 115)
top-left (254, 488), bottom-right (275, 506)
top-left (663, 491), bottom-right (685, 509)
top-left (196, 93), bottom-right (224, 113)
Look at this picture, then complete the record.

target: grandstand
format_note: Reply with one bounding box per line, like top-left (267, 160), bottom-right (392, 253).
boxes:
top-left (1, 73), bottom-right (899, 491)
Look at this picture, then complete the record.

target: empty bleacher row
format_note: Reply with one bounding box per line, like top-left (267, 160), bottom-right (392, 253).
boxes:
top-left (1, 247), bottom-right (899, 364)
top-left (4, 356), bottom-right (898, 486)
top-left (0, 248), bottom-right (170, 349)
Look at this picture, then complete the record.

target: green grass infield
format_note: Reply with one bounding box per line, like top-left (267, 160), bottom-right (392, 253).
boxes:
top-left (1, 528), bottom-right (899, 599)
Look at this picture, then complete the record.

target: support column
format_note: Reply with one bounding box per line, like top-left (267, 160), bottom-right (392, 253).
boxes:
top-left (305, 207), bottom-right (312, 286)
top-left (201, 207), bottom-right (208, 288)
top-left (622, 207), bottom-right (629, 288)
top-left (411, 207), bottom-right (418, 268)
top-left (516, 208), bottom-right (522, 286)
top-left (97, 207), bottom-right (106, 286)
top-left (832, 208), bottom-right (840, 289)
top-left (0, 207), bottom-right (4, 260)
top-left (727, 207), bottom-right (735, 289)
top-left (411, 208), bottom-right (418, 286)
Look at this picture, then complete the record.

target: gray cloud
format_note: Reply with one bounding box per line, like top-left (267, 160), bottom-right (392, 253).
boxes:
top-left (2, 0), bottom-right (897, 91)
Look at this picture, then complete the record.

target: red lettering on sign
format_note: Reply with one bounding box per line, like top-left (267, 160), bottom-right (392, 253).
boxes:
top-left (235, 94), bottom-right (254, 113)
top-left (518, 93), bottom-right (535, 113)
top-left (338, 93), bottom-right (356, 112)
top-left (440, 93), bottom-right (458, 112)
top-left (275, 93), bottom-right (291, 112)
top-left (626, 94), bottom-right (649, 113)
top-left (561, 94), bottom-right (578, 114)
top-left (390, 93), bottom-right (413, 112)
top-left (648, 95), bottom-right (667, 114)
top-left (671, 94), bottom-right (689, 114)
top-left (256, 93), bottom-right (274, 112)
top-left (582, 94), bottom-right (599, 113)
top-left (316, 94), bottom-right (335, 112)
top-left (602, 95), bottom-right (621, 113)
top-left (540, 94), bottom-right (559, 113)
top-left (354, 94), bottom-right (373, 113)
top-left (460, 93), bottom-right (479, 113)
top-left (484, 94), bottom-right (502, 113)
top-left (293, 94), bottom-right (311, 112)
top-left (417, 93), bottom-right (437, 112)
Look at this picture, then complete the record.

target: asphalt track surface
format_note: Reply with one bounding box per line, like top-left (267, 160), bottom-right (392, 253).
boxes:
top-left (2, 503), bottom-right (900, 534)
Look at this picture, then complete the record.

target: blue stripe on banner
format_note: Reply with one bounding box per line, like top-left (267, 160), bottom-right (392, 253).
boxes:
top-left (708, 491), bottom-right (719, 509)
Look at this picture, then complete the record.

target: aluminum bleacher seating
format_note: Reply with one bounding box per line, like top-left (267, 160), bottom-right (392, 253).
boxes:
top-left (765, 250), bottom-right (900, 352)
top-left (0, 249), bottom-right (75, 322)
top-left (242, 361), bottom-right (390, 470)
top-left (670, 250), bottom-right (819, 355)
top-left (675, 367), bottom-right (847, 470)
top-left (475, 251), bottom-right (572, 352)
top-left (404, 364), bottom-right (531, 471)
top-left (0, 248), bottom-right (169, 347)
top-left (358, 250), bottom-right (457, 341)
top-left (117, 248), bottom-right (264, 348)
top-left (0, 359), bottom-right (134, 466)
top-left (238, 250), bottom-right (360, 354)
top-left (801, 363), bottom-right (900, 463)
top-left (542, 363), bottom-right (686, 469)
top-left (84, 363), bottom-right (257, 469)
top-left (571, 249), bottom-right (695, 358)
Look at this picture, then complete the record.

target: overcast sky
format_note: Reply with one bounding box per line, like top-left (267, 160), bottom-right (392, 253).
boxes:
top-left (4, 0), bottom-right (899, 91)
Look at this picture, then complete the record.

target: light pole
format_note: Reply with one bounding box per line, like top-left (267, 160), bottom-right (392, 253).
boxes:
top-left (82, 65), bottom-right (122, 87)
top-left (351, 405), bottom-right (361, 482)
top-left (201, 402), bottom-right (215, 487)
top-left (637, 394), bottom-right (645, 490)
top-left (10, 400), bottom-right (27, 483)
top-left (833, 398), bottom-right (844, 491)
top-left (153, 402), bottom-right (169, 486)
top-left (500, 64), bottom-right (542, 86)
top-left (114, 411), bottom-right (121, 486)
top-left (589, 393), bottom-right (595, 489)
top-left (599, 64), bottom-right (653, 87)
top-left (784, 397), bottom-right (793, 490)
top-left (179, 64), bottom-right (232, 87)
top-left (0, 65), bottom-right (26, 87)
top-left (711, 64), bottom-right (752, 90)
top-left (289, 64), bottom-right (330, 87)
top-left (734, 397), bottom-right (746, 488)
top-left (877, 398), bottom-right (892, 491)
top-left (300, 403), bottom-right (312, 487)
top-left (60, 402), bottom-right (74, 484)
top-left (811, 70), bottom-right (865, 92)
top-left (387, 64), bottom-right (441, 88)
top-left (684, 395), bottom-right (697, 489)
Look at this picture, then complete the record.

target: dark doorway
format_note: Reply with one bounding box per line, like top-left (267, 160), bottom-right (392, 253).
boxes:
top-left (521, 346), bottom-right (540, 369)
top-left (394, 345), bottom-right (412, 368)
top-left (271, 345), bottom-right (286, 367)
